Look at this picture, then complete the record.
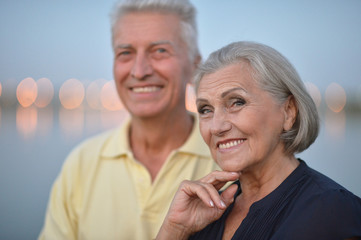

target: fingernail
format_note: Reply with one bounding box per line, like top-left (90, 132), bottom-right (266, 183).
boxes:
top-left (221, 201), bottom-right (226, 208)
top-left (210, 200), bottom-right (214, 207)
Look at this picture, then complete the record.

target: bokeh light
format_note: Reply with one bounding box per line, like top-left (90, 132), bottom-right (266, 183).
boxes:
top-left (304, 82), bottom-right (321, 108)
top-left (85, 109), bottom-right (102, 134)
top-left (356, 85), bottom-right (361, 110)
top-left (59, 107), bottom-right (84, 140)
top-left (185, 83), bottom-right (197, 113)
top-left (16, 105), bottom-right (38, 139)
top-left (86, 79), bottom-right (107, 110)
top-left (59, 78), bottom-right (85, 109)
top-left (37, 108), bottom-right (53, 136)
top-left (325, 109), bottom-right (346, 140)
top-left (325, 83), bottom-right (346, 113)
top-left (16, 77), bottom-right (38, 107)
top-left (35, 78), bottom-right (54, 108)
top-left (100, 81), bottom-right (123, 111)
top-left (1, 79), bottom-right (18, 107)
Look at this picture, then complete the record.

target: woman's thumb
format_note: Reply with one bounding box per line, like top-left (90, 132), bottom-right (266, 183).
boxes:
top-left (221, 183), bottom-right (238, 206)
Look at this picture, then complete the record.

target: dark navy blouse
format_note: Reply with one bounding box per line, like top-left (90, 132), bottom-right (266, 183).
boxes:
top-left (189, 160), bottom-right (361, 240)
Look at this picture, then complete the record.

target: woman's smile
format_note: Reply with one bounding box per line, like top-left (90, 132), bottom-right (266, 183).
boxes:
top-left (217, 139), bottom-right (246, 150)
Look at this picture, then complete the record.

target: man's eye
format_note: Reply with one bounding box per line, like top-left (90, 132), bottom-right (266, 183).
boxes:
top-left (152, 48), bottom-right (170, 59)
top-left (156, 48), bottom-right (167, 53)
top-left (119, 51), bottom-right (131, 56)
top-left (116, 50), bottom-right (133, 61)
top-left (197, 106), bottom-right (212, 115)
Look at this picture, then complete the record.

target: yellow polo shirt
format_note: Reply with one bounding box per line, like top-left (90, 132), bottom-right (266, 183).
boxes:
top-left (39, 115), bottom-right (219, 240)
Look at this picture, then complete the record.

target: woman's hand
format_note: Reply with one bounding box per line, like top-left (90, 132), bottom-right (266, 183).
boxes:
top-left (156, 171), bottom-right (240, 240)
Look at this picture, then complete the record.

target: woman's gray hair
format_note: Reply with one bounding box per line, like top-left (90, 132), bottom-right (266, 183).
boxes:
top-left (194, 41), bottom-right (319, 154)
top-left (110, 0), bottom-right (199, 61)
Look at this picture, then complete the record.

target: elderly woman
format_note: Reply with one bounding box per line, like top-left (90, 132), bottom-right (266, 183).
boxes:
top-left (156, 41), bottom-right (361, 240)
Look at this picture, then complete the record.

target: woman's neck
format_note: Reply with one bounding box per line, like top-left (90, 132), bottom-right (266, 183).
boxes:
top-left (222, 155), bottom-right (299, 240)
top-left (238, 154), bottom-right (299, 204)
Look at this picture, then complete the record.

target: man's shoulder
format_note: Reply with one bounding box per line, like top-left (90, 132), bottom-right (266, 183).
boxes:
top-left (63, 126), bottom-right (124, 168)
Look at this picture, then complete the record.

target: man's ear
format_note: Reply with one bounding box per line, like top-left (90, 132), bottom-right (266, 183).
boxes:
top-left (193, 55), bottom-right (201, 69)
top-left (283, 95), bottom-right (298, 131)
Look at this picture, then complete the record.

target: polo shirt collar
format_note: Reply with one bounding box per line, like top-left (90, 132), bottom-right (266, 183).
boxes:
top-left (177, 113), bottom-right (211, 158)
top-left (101, 117), bottom-right (132, 158)
top-left (101, 113), bottom-right (211, 159)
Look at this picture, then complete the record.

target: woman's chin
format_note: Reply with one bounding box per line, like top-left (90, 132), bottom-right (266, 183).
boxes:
top-left (219, 163), bottom-right (244, 173)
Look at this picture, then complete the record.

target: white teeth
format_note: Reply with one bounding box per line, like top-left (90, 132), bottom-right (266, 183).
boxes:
top-left (219, 140), bottom-right (244, 149)
top-left (132, 86), bottom-right (160, 93)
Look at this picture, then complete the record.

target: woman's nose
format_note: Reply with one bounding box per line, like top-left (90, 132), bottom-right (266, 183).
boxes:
top-left (210, 110), bottom-right (232, 136)
top-left (131, 53), bottom-right (153, 80)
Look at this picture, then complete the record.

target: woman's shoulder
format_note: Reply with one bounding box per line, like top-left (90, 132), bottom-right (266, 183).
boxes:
top-left (297, 160), bottom-right (360, 210)
top-left (298, 160), bottom-right (355, 195)
top-left (279, 160), bottom-right (361, 238)
top-left (283, 186), bottom-right (361, 238)
top-left (306, 185), bottom-right (361, 215)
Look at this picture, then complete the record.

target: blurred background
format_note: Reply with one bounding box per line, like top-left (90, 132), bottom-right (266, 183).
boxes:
top-left (1, 0), bottom-right (360, 239)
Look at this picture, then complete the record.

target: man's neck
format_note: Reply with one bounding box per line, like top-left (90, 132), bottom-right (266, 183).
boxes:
top-left (129, 111), bottom-right (194, 181)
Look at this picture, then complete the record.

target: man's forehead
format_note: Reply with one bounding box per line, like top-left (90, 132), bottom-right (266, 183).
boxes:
top-left (114, 40), bottom-right (175, 49)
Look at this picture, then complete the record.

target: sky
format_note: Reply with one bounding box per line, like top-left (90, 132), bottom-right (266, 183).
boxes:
top-left (1, 0), bottom-right (361, 92)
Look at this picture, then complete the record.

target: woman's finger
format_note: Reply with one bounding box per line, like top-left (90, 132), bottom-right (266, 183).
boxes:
top-left (198, 182), bottom-right (228, 209)
top-left (180, 180), bottom-right (219, 208)
top-left (220, 183), bottom-right (238, 205)
top-left (201, 171), bottom-right (239, 190)
top-left (181, 179), bottom-right (232, 210)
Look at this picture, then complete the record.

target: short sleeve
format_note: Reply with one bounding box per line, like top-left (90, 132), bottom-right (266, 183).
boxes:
top-left (38, 147), bottom-right (82, 240)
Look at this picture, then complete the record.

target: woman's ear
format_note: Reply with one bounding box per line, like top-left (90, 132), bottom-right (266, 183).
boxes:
top-left (283, 95), bottom-right (298, 131)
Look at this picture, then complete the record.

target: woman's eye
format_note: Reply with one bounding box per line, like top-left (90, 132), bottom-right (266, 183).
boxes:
top-left (232, 98), bottom-right (246, 106)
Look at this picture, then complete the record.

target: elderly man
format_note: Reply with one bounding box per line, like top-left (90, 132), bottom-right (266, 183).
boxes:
top-left (39, 0), bottom-right (218, 239)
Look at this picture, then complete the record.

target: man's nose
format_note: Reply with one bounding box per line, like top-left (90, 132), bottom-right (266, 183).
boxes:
top-left (131, 53), bottom-right (153, 80)
top-left (210, 110), bottom-right (232, 136)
